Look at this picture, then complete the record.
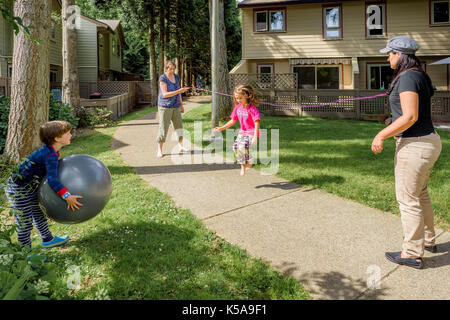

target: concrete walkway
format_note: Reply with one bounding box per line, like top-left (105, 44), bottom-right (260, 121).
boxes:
top-left (113, 96), bottom-right (449, 300)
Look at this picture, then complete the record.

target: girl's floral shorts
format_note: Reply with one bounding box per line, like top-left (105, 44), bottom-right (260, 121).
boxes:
top-left (233, 134), bottom-right (254, 165)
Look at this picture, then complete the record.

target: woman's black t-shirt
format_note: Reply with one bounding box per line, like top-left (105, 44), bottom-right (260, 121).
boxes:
top-left (388, 69), bottom-right (435, 137)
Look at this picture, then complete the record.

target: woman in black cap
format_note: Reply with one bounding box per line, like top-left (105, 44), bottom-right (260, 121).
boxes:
top-left (371, 36), bottom-right (442, 269)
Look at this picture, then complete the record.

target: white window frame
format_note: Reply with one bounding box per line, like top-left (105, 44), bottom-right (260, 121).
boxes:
top-left (366, 3), bottom-right (386, 38)
top-left (292, 65), bottom-right (341, 89)
top-left (323, 6), bottom-right (342, 39)
top-left (254, 9), bottom-right (286, 32)
top-left (431, 0), bottom-right (450, 24)
top-left (258, 64), bottom-right (274, 74)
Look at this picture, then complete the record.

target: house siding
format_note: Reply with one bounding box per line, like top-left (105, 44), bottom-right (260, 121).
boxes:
top-left (242, 0), bottom-right (450, 59)
top-left (0, 1), bottom-right (13, 77)
top-left (77, 18), bottom-right (98, 82)
top-left (49, 0), bottom-right (62, 69)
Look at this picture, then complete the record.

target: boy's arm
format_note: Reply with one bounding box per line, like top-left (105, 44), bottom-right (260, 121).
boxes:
top-left (45, 154), bottom-right (68, 198)
top-left (45, 154), bottom-right (83, 211)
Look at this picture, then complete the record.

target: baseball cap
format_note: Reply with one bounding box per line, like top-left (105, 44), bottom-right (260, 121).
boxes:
top-left (380, 36), bottom-right (419, 54)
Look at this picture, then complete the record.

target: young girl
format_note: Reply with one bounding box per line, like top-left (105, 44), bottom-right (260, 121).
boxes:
top-left (213, 85), bottom-right (261, 176)
top-left (4, 120), bottom-right (83, 249)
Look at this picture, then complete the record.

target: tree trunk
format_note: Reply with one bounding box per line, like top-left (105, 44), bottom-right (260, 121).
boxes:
top-left (179, 55), bottom-right (184, 87)
top-left (158, 4), bottom-right (165, 75)
top-left (148, 7), bottom-right (158, 106)
top-left (209, 0), bottom-right (229, 127)
top-left (5, 0), bottom-right (50, 162)
top-left (164, 0), bottom-right (170, 63)
top-left (62, 0), bottom-right (80, 112)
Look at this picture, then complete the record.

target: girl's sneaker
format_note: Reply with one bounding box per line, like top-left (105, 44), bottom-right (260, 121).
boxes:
top-left (42, 235), bottom-right (70, 249)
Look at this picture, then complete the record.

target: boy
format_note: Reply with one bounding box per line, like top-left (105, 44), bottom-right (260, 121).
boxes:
top-left (4, 120), bottom-right (83, 248)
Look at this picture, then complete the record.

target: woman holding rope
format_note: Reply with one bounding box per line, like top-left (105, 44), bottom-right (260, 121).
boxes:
top-left (156, 60), bottom-right (190, 158)
top-left (372, 36), bottom-right (442, 269)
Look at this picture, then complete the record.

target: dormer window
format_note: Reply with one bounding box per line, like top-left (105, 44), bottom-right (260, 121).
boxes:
top-left (323, 6), bottom-right (342, 39)
top-left (366, 3), bottom-right (386, 38)
top-left (254, 8), bottom-right (286, 32)
top-left (431, 1), bottom-right (450, 24)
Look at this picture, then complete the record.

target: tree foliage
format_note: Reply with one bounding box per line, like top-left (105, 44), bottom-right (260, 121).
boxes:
top-left (75, 0), bottom-right (242, 85)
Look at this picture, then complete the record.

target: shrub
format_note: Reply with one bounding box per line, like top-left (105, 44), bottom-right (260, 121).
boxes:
top-left (0, 95), bottom-right (79, 154)
top-left (0, 96), bottom-right (10, 154)
top-left (79, 107), bottom-right (116, 128)
top-left (48, 94), bottom-right (79, 129)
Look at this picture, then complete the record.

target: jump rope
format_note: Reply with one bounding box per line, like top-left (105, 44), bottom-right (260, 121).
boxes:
top-left (186, 87), bottom-right (388, 109)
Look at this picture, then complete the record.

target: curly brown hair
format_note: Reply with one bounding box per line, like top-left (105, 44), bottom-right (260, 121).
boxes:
top-left (39, 120), bottom-right (72, 145)
top-left (233, 84), bottom-right (259, 106)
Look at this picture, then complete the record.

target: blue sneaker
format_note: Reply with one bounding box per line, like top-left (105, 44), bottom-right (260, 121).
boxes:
top-left (42, 235), bottom-right (70, 249)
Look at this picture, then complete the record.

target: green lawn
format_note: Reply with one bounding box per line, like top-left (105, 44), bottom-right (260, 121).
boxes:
top-left (0, 107), bottom-right (309, 300)
top-left (183, 103), bottom-right (449, 231)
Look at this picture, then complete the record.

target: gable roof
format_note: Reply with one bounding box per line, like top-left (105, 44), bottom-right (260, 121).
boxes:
top-left (98, 19), bottom-right (121, 31)
top-left (237, 0), bottom-right (358, 8)
top-left (80, 15), bottom-right (128, 49)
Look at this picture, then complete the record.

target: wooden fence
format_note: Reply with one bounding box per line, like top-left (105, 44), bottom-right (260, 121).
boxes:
top-left (229, 73), bottom-right (450, 122)
top-left (0, 78), bottom-right (153, 120)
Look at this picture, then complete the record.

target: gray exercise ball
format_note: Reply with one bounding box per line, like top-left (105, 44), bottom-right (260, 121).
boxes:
top-left (38, 154), bottom-right (112, 224)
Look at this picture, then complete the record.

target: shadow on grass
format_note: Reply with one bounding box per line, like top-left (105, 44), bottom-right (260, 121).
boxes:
top-left (292, 174), bottom-right (346, 187)
top-left (60, 221), bottom-right (306, 299)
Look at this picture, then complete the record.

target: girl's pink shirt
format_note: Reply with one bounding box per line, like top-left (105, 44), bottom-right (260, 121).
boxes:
top-left (230, 104), bottom-right (261, 137)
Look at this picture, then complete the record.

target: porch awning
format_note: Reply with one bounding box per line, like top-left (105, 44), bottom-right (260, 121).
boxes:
top-left (290, 58), bottom-right (352, 65)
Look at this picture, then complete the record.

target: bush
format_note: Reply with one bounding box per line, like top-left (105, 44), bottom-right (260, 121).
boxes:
top-left (0, 96), bottom-right (10, 154)
top-left (0, 95), bottom-right (79, 154)
top-left (48, 94), bottom-right (79, 129)
top-left (79, 107), bottom-right (116, 128)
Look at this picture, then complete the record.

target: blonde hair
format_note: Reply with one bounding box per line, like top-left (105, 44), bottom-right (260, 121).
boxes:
top-left (164, 60), bottom-right (176, 70)
top-left (233, 84), bottom-right (259, 106)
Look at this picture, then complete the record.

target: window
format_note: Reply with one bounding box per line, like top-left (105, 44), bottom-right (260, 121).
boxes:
top-left (258, 64), bottom-right (274, 85)
top-left (366, 3), bottom-right (386, 38)
top-left (51, 21), bottom-right (56, 40)
top-left (98, 34), bottom-right (104, 48)
top-left (50, 70), bottom-right (57, 82)
top-left (254, 9), bottom-right (285, 32)
top-left (293, 66), bottom-right (340, 89)
top-left (116, 42), bottom-right (121, 57)
top-left (112, 37), bottom-right (117, 55)
top-left (368, 64), bottom-right (393, 90)
top-left (7, 63), bottom-right (12, 78)
top-left (323, 6), bottom-right (342, 39)
top-left (432, 1), bottom-right (450, 24)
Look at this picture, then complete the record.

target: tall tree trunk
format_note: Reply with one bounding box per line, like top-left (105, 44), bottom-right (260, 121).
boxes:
top-left (179, 55), bottom-right (184, 87)
top-left (62, 0), bottom-right (80, 112)
top-left (5, 0), bottom-right (50, 162)
top-left (209, 0), bottom-right (229, 127)
top-left (148, 7), bottom-right (158, 106)
top-left (164, 0), bottom-right (170, 64)
top-left (158, 4), bottom-right (165, 75)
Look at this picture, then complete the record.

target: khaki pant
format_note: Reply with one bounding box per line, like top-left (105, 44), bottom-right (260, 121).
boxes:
top-left (394, 132), bottom-right (442, 258)
top-left (157, 106), bottom-right (183, 143)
